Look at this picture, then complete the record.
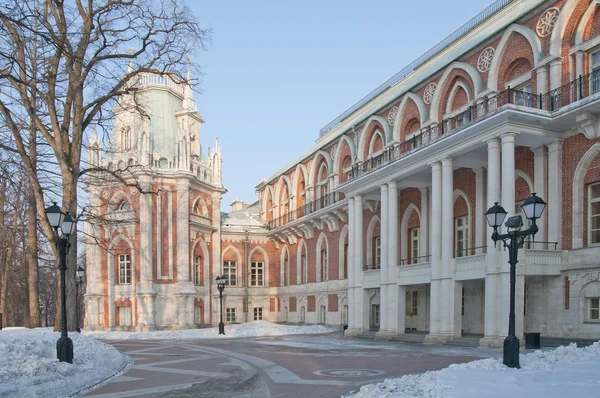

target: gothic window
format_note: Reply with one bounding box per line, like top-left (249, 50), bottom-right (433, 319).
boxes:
top-left (410, 228), bottom-right (420, 264)
top-left (118, 254), bottom-right (131, 284)
top-left (223, 260), bottom-right (237, 286)
top-left (250, 261), bottom-right (264, 287)
top-left (455, 216), bottom-right (469, 257)
top-left (590, 50), bottom-right (600, 94)
top-left (372, 236), bottom-right (381, 267)
top-left (301, 253), bottom-right (307, 284)
top-left (118, 200), bottom-right (129, 211)
top-left (193, 255), bottom-right (202, 285)
top-left (320, 249), bottom-right (328, 281)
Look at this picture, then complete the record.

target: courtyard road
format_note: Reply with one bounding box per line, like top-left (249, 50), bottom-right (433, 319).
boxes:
top-left (83, 333), bottom-right (500, 398)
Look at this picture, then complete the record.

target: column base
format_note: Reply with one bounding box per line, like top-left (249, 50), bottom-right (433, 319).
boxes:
top-left (479, 336), bottom-right (504, 348)
top-left (375, 329), bottom-right (397, 340)
top-left (344, 327), bottom-right (362, 337)
top-left (424, 334), bottom-right (450, 345)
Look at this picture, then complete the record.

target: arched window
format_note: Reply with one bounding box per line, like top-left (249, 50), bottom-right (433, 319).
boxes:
top-left (317, 163), bottom-right (329, 208)
top-left (158, 157), bottom-right (168, 168)
top-left (118, 200), bottom-right (130, 211)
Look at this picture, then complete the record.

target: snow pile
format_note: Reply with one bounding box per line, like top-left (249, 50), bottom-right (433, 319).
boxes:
top-left (85, 320), bottom-right (337, 340)
top-left (346, 342), bottom-right (600, 398)
top-left (0, 327), bottom-right (129, 398)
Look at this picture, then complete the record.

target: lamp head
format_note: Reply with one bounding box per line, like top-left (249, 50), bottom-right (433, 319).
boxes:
top-left (45, 202), bottom-right (63, 229)
top-left (485, 202), bottom-right (507, 228)
top-left (62, 212), bottom-right (75, 236)
top-left (76, 266), bottom-right (85, 282)
top-left (522, 193), bottom-right (546, 221)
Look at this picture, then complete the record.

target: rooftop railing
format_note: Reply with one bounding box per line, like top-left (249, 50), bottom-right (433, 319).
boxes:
top-left (348, 71), bottom-right (600, 181)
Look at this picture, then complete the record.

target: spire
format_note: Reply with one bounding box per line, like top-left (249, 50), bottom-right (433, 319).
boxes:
top-left (183, 56), bottom-right (195, 110)
top-left (214, 137), bottom-right (219, 152)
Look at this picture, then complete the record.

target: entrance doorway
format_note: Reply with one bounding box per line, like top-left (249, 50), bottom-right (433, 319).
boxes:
top-left (405, 290), bottom-right (418, 330)
top-left (370, 304), bottom-right (380, 331)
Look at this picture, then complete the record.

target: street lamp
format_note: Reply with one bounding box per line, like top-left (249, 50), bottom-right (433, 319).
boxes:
top-left (215, 275), bottom-right (226, 335)
top-left (45, 202), bottom-right (76, 363)
top-left (485, 193), bottom-right (546, 369)
top-left (76, 266), bottom-right (85, 332)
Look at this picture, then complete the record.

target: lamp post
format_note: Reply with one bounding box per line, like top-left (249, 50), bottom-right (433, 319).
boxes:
top-left (76, 266), bottom-right (85, 332)
top-left (215, 275), bottom-right (226, 335)
top-left (485, 193), bottom-right (546, 369)
top-left (45, 202), bottom-right (76, 363)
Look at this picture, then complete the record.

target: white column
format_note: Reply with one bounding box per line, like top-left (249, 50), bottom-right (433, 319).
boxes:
top-left (387, 181), bottom-right (400, 335)
top-left (533, 146), bottom-right (548, 247)
top-left (474, 168), bottom-right (485, 254)
top-left (210, 192), bottom-right (223, 326)
top-left (536, 66), bottom-right (549, 97)
top-left (176, 179), bottom-right (191, 282)
top-left (377, 184), bottom-right (390, 337)
top-left (137, 175), bottom-right (156, 331)
top-left (441, 157), bottom-right (456, 338)
top-left (345, 197), bottom-right (356, 336)
top-left (550, 59), bottom-right (562, 91)
top-left (419, 187), bottom-right (429, 259)
top-left (548, 140), bottom-right (563, 249)
top-left (426, 162), bottom-right (442, 342)
top-left (354, 195), bottom-right (364, 332)
top-left (482, 138), bottom-right (500, 347)
top-left (575, 51), bottom-right (584, 80)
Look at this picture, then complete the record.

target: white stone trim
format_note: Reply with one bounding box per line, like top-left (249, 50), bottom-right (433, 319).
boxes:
top-left (365, 215), bottom-right (381, 267)
top-left (572, 143), bottom-right (600, 248)
top-left (400, 204), bottom-right (421, 263)
top-left (430, 62), bottom-right (483, 122)
top-left (357, 116), bottom-right (392, 162)
top-left (445, 80), bottom-right (473, 115)
top-left (338, 225), bottom-right (349, 279)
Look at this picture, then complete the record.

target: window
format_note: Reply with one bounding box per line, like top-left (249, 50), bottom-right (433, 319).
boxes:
top-left (590, 50), bottom-right (600, 94)
top-left (300, 306), bottom-right (305, 322)
top-left (455, 216), bottom-right (469, 257)
top-left (194, 306), bottom-right (202, 324)
top-left (223, 261), bottom-right (237, 286)
top-left (319, 305), bottom-right (326, 324)
top-left (193, 255), bottom-right (202, 285)
top-left (588, 298), bottom-right (600, 322)
top-left (118, 306), bottom-right (131, 326)
top-left (122, 129), bottom-right (131, 151)
top-left (118, 200), bottom-right (129, 211)
top-left (373, 236), bottom-right (381, 267)
top-left (410, 228), bottom-right (420, 264)
top-left (250, 261), bottom-right (264, 287)
top-left (253, 307), bottom-right (263, 321)
top-left (118, 254), bottom-right (131, 284)
top-left (301, 254), bottom-right (307, 284)
top-left (343, 243), bottom-right (348, 278)
top-left (284, 257), bottom-right (289, 286)
top-left (514, 83), bottom-right (533, 107)
top-left (589, 183), bottom-right (600, 245)
top-left (226, 308), bottom-right (236, 322)
top-left (320, 249), bottom-right (328, 281)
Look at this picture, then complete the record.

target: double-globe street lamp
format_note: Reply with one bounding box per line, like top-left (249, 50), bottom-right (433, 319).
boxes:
top-left (215, 275), bottom-right (227, 335)
top-left (485, 192), bottom-right (546, 369)
top-left (45, 202), bottom-right (76, 363)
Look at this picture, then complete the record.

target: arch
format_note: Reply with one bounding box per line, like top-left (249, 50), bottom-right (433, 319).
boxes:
top-left (280, 245), bottom-right (291, 287)
top-left (515, 170), bottom-right (534, 194)
top-left (222, 245), bottom-right (243, 286)
top-left (192, 196), bottom-right (209, 216)
top-left (275, 174), bottom-right (292, 208)
top-left (368, 129), bottom-right (385, 156)
top-left (392, 93), bottom-right (429, 142)
top-left (445, 80), bottom-right (473, 114)
top-left (366, 215), bottom-right (381, 266)
top-left (430, 62), bottom-right (484, 122)
top-left (357, 116), bottom-right (392, 162)
top-left (248, 246), bottom-right (270, 287)
top-left (332, 134), bottom-right (357, 173)
top-left (453, 189), bottom-right (473, 256)
top-left (549, 0), bottom-right (580, 57)
top-left (316, 232), bottom-right (329, 282)
top-left (191, 237), bottom-right (210, 287)
top-left (575, 1), bottom-right (600, 45)
top-left (109, 190), bottom-right (134, 211)
top-left (400, 204), bottom-right (421, 263)
top-left (573, 143), bottom-right (600, 248)
top-left (262, 185), bottom-right (275, 221)
top-left (291, 163), bottom-right (309, 206)
top-left (308, 150), bottom-right (333, 188)
top-left (488, 24), bottom-right (543, 92)
top-left (338, 225), bottom-right (349, 279)
top-left (296, 239), bottom-right (308, 284)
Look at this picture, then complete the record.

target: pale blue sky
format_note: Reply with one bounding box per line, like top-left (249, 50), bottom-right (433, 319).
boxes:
top-left (190, 0), bottom-right (491, 209)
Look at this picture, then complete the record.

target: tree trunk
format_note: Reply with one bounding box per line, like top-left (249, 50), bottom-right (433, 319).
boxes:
top-left (27, 181), bottom-right (40, 328)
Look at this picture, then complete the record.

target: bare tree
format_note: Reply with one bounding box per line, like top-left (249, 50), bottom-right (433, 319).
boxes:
top-left (0, 0), bottom-right (210, 330)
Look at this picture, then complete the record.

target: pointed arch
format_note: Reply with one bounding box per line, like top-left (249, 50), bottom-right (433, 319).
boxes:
top-left (575, 1), bottom-right (600, 45)
top-left (368, 129), bottom-right (385, 156)
top-left (445, 81), bottom-right (473, 114)
top-left (453, 189), bottom-right (472, 257)
top-left (308, 150), bottom-right (333, 188)
top-left (107, 233), bottom-right (136, 327)
top-left (280, 245), bottom-right (291, 286)
top-left (275, 175), bottom-right (292, 207)
top-left (430, 62), bottom-right (483, 122)
top-left (192, 196), bottom-right (209, 216)
top-left (515, 170), bottom-right (534, 194)
top-left (392, 93), bottom-right (429, 142)
top-left (549, 0), bottom-right (580, 57)
top-left (487, 24), bottom-right (543, 92)
top-left (191, 237), bottom-right (210, 287)
top-left (573, 143), bottom-right (600, 248)
top-left (339, 225), bottom-right (349, 279)
top-left (357, 116), bottom-right (391, 162)
top-left (296, 239), bottom-right (308, 284)
top-left (291, 163), bottom-right (309, 205)
top-left (109, 190), bottom-right (134, 211)
top-left (332, 134), bottom-right (357, 172)
top-left (366, 215), bottom-right (381, 267)
top-left (401, 204), bottom-right (421, 263)
top-left (316, 232), bottom-right (330, 282)
top-left (262, 185), bottom-right (275, 222)
top-left (248, 246), bottom-right (270, 287)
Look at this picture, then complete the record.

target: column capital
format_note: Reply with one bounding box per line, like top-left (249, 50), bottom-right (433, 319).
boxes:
top-left (380, 184), bottom-right (389, 193)
top-left (441, 157), bottom-right (453, 167)
top-left (430, 161), bottom-right (442, 171)
top-left (354, 194), bottom-right (363, 202)
top-left (500, 132), bottom-right (516, 143)
top-left (547, 139), bottom-right (563, 152)
top-left (387, 180), bottom-right (398, 190)
top-left (486, 137), bottom-right (501, 149)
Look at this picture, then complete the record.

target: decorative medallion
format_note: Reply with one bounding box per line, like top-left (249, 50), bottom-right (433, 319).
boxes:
top-left (423, 83), bottom-right (437, 105)
top-left (387, 106), bottom-right (399, 126)
top-left (536, 7), bottom-right (560, 37)
top-left (477, 47), bottom-right (495, 72)
top-left (129, 186), bottom-right (139, 196)
top-left (102, 189), bottom-right (110, 199)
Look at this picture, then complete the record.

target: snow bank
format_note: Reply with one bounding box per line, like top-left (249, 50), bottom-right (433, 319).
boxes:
top-left (0, 327), bottom-right (129, 398)
top-left (345, 342), bottom-right (600, 398)
top-left (85, 320), bottom-right (337, 340)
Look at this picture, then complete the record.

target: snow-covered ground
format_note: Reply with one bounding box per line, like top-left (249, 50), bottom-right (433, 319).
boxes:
top-left (345, 342), bottom-right (600, 398)
top-left (0, 327), bottom-right (129, 398)
top-left (84, 320), bottom-right (337, 340)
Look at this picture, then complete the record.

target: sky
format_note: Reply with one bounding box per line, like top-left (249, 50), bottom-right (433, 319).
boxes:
top-left (190, 0), bottom-right (494, 210)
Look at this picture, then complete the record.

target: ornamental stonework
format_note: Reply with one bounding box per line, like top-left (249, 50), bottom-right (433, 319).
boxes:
top-left (477, 47), bottom-right (495, 72)
top-left (423, 83), bottom-right (436, 105)
top-left (536, 7), bottom-right (559, 37)
top-left (102, 189), bottom-right (110, 199)
top-left (387, 106), bottom-right (399, 126)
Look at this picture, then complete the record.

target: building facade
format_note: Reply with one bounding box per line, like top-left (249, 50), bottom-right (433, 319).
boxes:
top-left (86, 0), bottom-right (600, 346)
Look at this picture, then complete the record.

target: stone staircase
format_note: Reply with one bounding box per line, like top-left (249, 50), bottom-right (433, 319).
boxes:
top-left (389, 331), bottom-right (427, 344)
top-left (357, 331), bottom-right (377, 339)
top-left (444, 334), bottom-right (483, 347)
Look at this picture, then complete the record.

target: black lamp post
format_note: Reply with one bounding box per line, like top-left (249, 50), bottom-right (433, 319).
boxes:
top-left (215, 275), bottom-right (226, 335)
top-left (485, 192), bottom-right (546, 369)
top-left (45, 202), bottom-right (76, 363)
top-left (76, 266), bottom-right (85, 332)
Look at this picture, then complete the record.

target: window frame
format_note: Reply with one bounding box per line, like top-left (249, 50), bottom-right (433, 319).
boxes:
top-left (320, 248), bottom-right (328, 281)
top-left (226, 308), bottom-right (236, 323)
top-left (455, 215), bottom-right (469, 258)
top-left (118, 306), bottom-right (132, 326)
top-left (589, 49), bottom-right (600, 94)
top-left (223, 260), bottom-right (237, 286)
top-left (250, 261), bottom-right (264, 287)
top-left (193, 255), bottom-right (202, 285)
top-left (589, 182), bottom-right (600, 246)
top-left (301, 253), bottom-right (307, 284)
top-left (588, 297), bottom-right (600, 322)
top-left (118, 253), bottom-right (131, 284)
top-left (410, 227), bottom-right (420, 264)
top-left (253, 307), bottom-right (263, 321)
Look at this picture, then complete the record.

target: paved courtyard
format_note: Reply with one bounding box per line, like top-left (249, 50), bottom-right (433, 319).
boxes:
top-left (83, 333), bottom-right (501, 397)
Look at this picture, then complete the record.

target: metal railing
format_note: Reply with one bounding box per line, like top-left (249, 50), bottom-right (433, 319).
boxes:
top-left (455, 245), bottom-right (488, 258)
top-left (348, 70), bottom-right (600, 181)
top-left (400, 255), bottom-right (432, 266)
top-left (266, 192), bottom-right (339, 229)
top-left (364, 264), bottom-right (381, 271)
